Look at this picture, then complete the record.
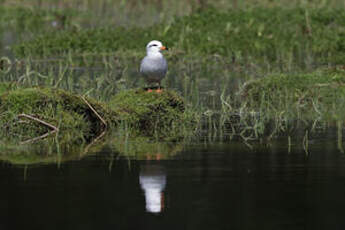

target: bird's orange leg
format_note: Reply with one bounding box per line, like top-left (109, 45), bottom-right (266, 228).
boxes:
top-left (156, 83), bottom-right (163, 93)
top-left (146, 81), bottom-right (153, 92)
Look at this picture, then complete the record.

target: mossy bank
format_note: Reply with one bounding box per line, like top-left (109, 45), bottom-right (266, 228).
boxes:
top-left (0, 86), bottom-right (118, 144)
top-left (110, 89), bottom-right (198, 139)
top-left (0, 86), bottom-right (194, 145)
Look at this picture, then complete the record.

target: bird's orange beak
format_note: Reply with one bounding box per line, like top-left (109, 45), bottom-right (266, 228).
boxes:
top-left (160, 46), bottom-right (167, 50)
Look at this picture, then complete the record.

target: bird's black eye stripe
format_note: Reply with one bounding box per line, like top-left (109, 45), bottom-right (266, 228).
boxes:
top-left (149, 44), bottom-right (158, 47)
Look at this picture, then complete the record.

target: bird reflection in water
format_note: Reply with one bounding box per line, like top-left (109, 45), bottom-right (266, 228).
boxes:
top-left (139, 156), bottom-right (166, 214)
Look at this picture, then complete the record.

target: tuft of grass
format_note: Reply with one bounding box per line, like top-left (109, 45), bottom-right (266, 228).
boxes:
top-left (234, 68), bottom-right (345, 138)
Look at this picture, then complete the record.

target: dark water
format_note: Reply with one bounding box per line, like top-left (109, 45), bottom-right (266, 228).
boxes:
top-left (1, 139), bottom-right (345, 230)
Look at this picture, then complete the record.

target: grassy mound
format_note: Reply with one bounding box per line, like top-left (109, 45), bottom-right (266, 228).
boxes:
top-left (0, 86), bottom-right (192, 145)
top-left (109, 89), bottom-right (195, 138)
top-left (13, 8), bottom-right (345, 64)
top-left (242, 68), bottom-right (345, 122)
top-left (0, 87), bottom-right (118, 144)
top-left (0, 86), bottom-right (192, 164)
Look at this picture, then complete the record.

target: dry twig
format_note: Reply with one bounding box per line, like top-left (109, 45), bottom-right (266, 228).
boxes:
top-left (18, 113), bottom-right (59, 144)
top-left (81, 96), bottom-right (107, 128)
top-left (79, 96), bottom-right (108, 156)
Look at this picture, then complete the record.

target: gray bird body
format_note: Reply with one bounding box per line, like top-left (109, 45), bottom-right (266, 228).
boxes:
top-left (140, 40), bottom-right (168, 86)
top-left (140, 55), bottom-right (167, 83)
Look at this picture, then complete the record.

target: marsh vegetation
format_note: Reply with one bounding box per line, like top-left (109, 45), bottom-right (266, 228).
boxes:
top-left (0, 0), bottom-right (345, 163)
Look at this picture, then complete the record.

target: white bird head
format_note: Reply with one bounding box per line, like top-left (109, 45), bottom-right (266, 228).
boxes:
top-left (146, 40), bottom-right (167, 55)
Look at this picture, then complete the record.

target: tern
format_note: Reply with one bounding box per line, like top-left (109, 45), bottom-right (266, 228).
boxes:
top-left (140, 40), bottom-right (168, 93)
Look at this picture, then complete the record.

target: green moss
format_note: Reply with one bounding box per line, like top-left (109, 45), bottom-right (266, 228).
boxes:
top-left (0, 85), bottom-right (193, 145)
top-left (110, 89), bottom-right (195, 138)
top-left (0, 87), bottom-right (118, 143)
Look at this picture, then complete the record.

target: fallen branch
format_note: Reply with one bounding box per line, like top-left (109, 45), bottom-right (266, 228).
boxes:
top-left (81, 96), bottom-right (107, 128)
top-left (79, 96), bottom-right (108, 156)
top-left (17, 113), bottom-right (59, 144)
top-left (20, 129), bottom-right (58, 145)
top-left (18, 114), bottom-right (58, 131)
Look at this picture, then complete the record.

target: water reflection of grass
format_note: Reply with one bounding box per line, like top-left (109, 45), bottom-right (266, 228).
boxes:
top-left (110, 135), bottom-right (183, 160)
top-left (0, 139), bottom-right (103, 165)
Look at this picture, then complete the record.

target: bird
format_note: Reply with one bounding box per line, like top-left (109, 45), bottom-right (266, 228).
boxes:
top-left (140, 40), bottom-right (168, 93)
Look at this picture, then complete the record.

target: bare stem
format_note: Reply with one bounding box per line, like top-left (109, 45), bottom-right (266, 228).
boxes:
top-left (18, 113), bottom-right (59, 144)
top-left (81, 96), bottom-right (107, 128)
top-left (18, 113), bottom-right (58, 131)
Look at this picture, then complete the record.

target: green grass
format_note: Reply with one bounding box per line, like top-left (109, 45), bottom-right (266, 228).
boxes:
top-left (0, 82), bottom-right (15, 95)
top-left (12, 8), bottom-right (345, 67)
top-left (227, 68), bottom-right (345, 138)
top-left (243, 68), bottom-right (345, 116)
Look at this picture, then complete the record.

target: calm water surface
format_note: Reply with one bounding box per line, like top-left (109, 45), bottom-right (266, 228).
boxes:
top-left (1, 139), bottom-right (345, 230)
